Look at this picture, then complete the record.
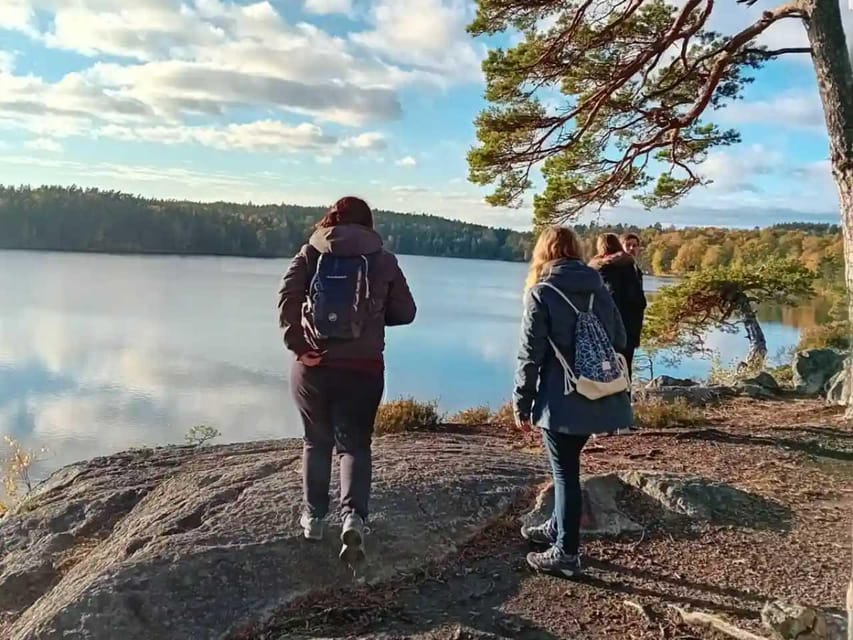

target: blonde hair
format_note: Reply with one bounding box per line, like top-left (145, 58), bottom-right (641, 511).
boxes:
top-left (597, 233), bottom-right (622, 256)
top-left (525, 226), bottom-right (584, 290)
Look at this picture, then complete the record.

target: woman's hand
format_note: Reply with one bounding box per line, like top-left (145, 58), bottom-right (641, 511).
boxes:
top-left (516, 417), bottom-right (533, 434)
top-left (298, 350), bottom-right (324, 367)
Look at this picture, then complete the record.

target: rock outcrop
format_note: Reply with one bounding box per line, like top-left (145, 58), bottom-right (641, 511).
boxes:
top-left (793, 349), bottom-right (846, 396)
top-left (761, 600), bottom-right (849, 640)
top-left (825, 358), bottom-right (852, 406)
top-left (0, 435), bottom-right (546, 640)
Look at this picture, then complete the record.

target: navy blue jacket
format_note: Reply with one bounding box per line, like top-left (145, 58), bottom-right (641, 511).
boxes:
top-left (513, 259), bottom-right (634, 435)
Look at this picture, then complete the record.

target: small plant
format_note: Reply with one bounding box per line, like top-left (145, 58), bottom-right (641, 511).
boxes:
top-left (1, 436), bottom-right (48, 514)
top-left (450, 405), bottom-right (492, 426)
top-left (634, 399), bottom-right (704, 430)
top-left (707, 353), bottom-right (762, 387)
top-left (375, 398), bottom-right (442, 435)
top-left (490, 402), bottom-right (516, 429)
top-left (185, 425), bottom-right (222, 447)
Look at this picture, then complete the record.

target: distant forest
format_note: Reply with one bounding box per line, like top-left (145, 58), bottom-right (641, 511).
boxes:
top-left (0, 186), bottom-right (843, 281)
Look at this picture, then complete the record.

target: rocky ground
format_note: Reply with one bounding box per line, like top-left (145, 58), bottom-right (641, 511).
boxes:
top-left (1, 398), bottom-right (849, 640)
top-left (260, 399), bottom-right (852, 640)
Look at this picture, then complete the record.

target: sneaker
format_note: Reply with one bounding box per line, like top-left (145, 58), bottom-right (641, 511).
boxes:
top-left (520, 521), bottom-right (556, 546)
top-left (300, 512), bottom-right (325, 542)
top-left (339, 513), bottom-right (366, 565)
top-left (526, 546), bottom-right (583, 578)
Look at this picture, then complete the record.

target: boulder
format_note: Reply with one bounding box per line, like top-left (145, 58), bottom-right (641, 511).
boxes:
top-left (761, 601), bottom-right (848, 640)
top-left (739, 371), bottom-right (780, 391)
top-left (793, 349), bottom-right (846, 396)
top-left (825, 359), bottom-right (852, 406)
top-left (643, 385), bottom-right (736, 405)
top-left (647, 376), bottom-right (698, 389)
top-left (521, 471), bottom-right (790, 535)
top-left (0, 435), bottom-right (546, 640)
top-left (735, 382), bottom-right (778, 400)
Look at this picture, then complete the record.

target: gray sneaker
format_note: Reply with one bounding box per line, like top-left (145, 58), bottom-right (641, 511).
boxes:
top-left (300, 513), bottom-right (325, 542)
top-left (339, 513), bottom-right (366, 565)
top-left (526, 546), bottom-right (582, 578)
top-left (521, 521), bottom-right (556, 546)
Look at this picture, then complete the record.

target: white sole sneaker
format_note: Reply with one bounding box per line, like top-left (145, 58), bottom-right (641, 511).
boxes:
top-left (300, 514), bottom-right (324, 542)
top-left (339, 515), bottom-right (366, 564)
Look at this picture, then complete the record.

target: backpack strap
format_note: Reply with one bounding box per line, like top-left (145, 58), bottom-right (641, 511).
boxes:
top-left (587, 292), bottom-right (595, 312)
top-left (537, 282), bottom-right (582, 314)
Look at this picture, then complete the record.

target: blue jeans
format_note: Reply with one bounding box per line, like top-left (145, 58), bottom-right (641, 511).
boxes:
top-left (542, 430), bottom-right (590, 555)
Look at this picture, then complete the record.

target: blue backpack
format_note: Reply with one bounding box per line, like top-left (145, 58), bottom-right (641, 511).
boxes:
top-left (538, 282), bottom-right (630, 400)
top-left (307, 253), bottom-right (373, 340)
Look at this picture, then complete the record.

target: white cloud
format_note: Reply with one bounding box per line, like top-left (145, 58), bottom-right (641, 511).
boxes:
top-left (24, 137), bottom-right (63, 152)
top-left (395, 155), bottom-right (417, 167)
top-left (0, 1), bottom-right (35, 36)
top-left (304, 0), bottom-right (351, 16)
top-left (352, 0), bottom-right (485, 84)
top-left (0, 51), bottom-right (15, 73)
top-left (719, 91), bottom-right (826, 131)
top-left (700, 144), bottom-right (784, 192)
top-left (391, 185), bottom-right (429, 194)
top-left (340, 131), bottom-right (387, 151)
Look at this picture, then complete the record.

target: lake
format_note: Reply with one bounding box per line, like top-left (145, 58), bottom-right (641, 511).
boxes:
top-left (0, 250), bottom-right (820, 476)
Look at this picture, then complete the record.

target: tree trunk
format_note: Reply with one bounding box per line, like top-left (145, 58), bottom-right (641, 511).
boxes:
top-left (804, 0), bottom-right (853, 410)
top-left (737, 294), bottom-right (767, 369)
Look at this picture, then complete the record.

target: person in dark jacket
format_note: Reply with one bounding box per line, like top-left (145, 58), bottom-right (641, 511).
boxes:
top-left (589, 233), bottom-right (646, 378)
top-left (515, 226), bottom-right (633, 578)
top-left (278, 196), bottom-right (416, 564)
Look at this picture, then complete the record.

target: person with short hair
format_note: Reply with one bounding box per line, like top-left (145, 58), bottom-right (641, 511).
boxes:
top-left (278, 196), bottom-right (416, 565)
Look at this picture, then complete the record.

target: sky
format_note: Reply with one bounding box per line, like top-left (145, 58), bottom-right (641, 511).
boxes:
top-left (0, 0), bottom-right (850, 230)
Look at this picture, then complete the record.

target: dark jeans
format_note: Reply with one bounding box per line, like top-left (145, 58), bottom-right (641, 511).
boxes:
top-left (542, 430), bottom-right (590, 556)
top-left (291, 363), bottom-right (384, 520)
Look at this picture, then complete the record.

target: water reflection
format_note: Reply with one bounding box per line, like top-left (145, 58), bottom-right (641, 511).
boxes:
top-left (0, 251), bottom-right (817, 476)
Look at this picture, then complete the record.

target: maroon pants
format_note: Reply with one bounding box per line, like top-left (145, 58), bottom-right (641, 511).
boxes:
top-left (290, 362), bottom-right (384, 520)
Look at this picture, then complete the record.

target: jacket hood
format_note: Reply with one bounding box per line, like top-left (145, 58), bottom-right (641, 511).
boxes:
top-left (309, 224), bottom-right (383, 256)
top-left (589, 251), bottom-right (635, 270)
top-left (542, 259), bottom-right (604, 293)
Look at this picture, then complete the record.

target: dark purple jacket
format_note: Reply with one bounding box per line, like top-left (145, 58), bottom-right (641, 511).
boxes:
top-left (278, 224), bottom-right (416, 362)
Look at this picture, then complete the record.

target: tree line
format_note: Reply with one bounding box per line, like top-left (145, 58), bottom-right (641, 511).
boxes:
top-left (0, 186), bottom-right (844, 286)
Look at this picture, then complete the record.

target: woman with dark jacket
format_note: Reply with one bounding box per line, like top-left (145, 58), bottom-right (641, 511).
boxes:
top-left (278, 197), bottom-right (416, 565)
top-left (589, 233), bottom-right (646, 377)
top-left (515, 226), bottom-right (633, 578)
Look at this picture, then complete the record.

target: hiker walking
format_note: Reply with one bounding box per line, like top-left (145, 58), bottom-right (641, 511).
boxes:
top-left (514, 226), bottom-right (633, 577)
top-left (589, 233), bottom-right (646, 379)
top-left (278, 196), bottom-right (416, 564)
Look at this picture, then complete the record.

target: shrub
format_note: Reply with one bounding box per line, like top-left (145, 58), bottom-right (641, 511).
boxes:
top-left (185, 425), bottom-right (222, 447)
top-left (797, 320), bottom-right (851, 351)
top-left (634, 399), bottom-right (704, 430)
top-left (1, 436), bottom-right (48, 515)
top-left (375, 398), bottom-right (442, 435)
top-left (768, 364), bottom-right (794, 386)
top-left (450, 405), bottom-right (492, 426)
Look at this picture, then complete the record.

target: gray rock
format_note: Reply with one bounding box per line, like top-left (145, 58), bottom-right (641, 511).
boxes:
top-left (647, 376), bottom-right (698, 389)
top-left (0, 435), bottom-right (546, 640)
top-left (739, 371), bottom-right (780, 391)
top-left (522, 471), bottom-right (789, 535)
top-left (826, 359), bottom-right (852, 406)
top-left (618, 471), bottom-right (791, 530)
top-left (735, 382), bottom-right (778, 399)
top-left (761, 600), bottom-right (848, 640)
top-left (520, 475), bottom-right (644, 538)
top-left (793, 349), bottom-right (846, 396)
top-left (643, 385), bottom-right (736, 405)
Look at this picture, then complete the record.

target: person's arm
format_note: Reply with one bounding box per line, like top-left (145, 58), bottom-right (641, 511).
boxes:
top-left (513, 288), bottom-right (549, 423)
top-left (277, 249), bottom-right (313, 357)
top-left (385, 256), bottom-right (416, 326)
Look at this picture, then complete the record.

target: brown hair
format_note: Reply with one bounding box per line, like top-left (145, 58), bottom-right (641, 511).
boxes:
top-left (596, 233), bottom-right (623, 256)
top-left (621, 232), bottom-right (640, 244)
top-left (525, 226), bottom-right (584, 290)
top-left (316, 196), bottom-right (374, 229)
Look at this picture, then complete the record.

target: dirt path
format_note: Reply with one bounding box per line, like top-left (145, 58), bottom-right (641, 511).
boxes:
top-left (257, 399), bottom-right (852, 640)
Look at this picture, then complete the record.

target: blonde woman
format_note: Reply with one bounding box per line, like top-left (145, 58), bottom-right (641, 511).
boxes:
top-left (514, 226), bottom-right (633, 577)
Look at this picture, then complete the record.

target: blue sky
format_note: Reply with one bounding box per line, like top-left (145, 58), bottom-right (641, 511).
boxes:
top-left (0, 0), bottom-right (849, 230)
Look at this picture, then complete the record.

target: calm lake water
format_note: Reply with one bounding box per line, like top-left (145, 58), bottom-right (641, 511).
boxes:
top-left (0, 250), bottom-right (822, 475)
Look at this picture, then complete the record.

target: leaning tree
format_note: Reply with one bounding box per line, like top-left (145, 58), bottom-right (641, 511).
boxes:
top-left (643, 260), bottom-right (816, 368)
top-left (468, 0), bottom-right (853, 399)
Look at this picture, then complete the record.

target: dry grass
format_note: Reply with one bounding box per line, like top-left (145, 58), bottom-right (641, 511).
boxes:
top-left (375, 398), bottom-right (443, 436)
top-left (634, 398), bottom-right (705, 430)
top-left (1, 436), bottom-right (48, 515)
top-left (449, 406), bottom-right (492, 426)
